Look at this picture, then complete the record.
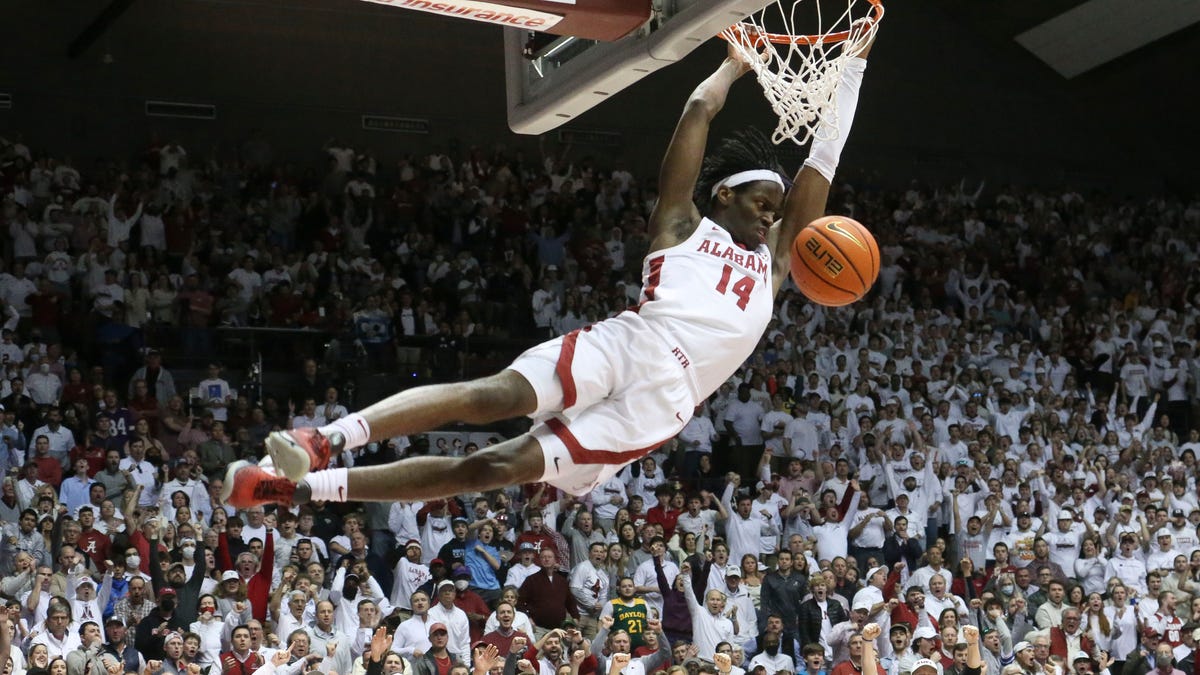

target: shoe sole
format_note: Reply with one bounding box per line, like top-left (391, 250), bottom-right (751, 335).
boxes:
top-left (221, 460), bottom-right (252, 504)
top-left (267, 431), bottom-right (313, 483)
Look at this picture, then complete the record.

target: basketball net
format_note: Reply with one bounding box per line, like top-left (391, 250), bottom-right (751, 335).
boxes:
top-left (721, 0), bottom-right (884, 146)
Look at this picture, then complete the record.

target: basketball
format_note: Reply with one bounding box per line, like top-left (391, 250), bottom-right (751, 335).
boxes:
top-left (789, 215), bottom-right (879, 306)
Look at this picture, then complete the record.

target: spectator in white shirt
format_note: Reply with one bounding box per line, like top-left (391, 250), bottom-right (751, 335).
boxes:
top-left (749, 632), bottom-right (795, 674)
top-left (196, 363), bottom-right (234, 422)
top-left (392, 540), bottom-right (432, 610)
top-left (761, 395), bottom-right (793, 456)
top-left (678, 406), bottom-right (719, 479)
top-left (676, 493), bottom-right (723, 550)
top-left (530, 277), bottom-right (560, 337)
top-left (24, 358), bottom-right (61, 405)
top-left (1105, 534), bottom-right (1148, 597)
top-left (849, 506), bottom-right (891, 573)
top-left (227, 256), bottom-right (263, 303)
top-left (724, 384), bottom-right (766, 482)
top-left (723, 483), bottom-right (767, 567)
top-left (783, 401), bottom-right (821, 460)
top-left (570, 541), bottom-right (611, 633)
top-left (8, 207), bottom-right (39, 261)
top-left (505, 543), bottom-right (540, 590)
top-left (679, 564), bottom-right (736, 660)
top-left (31, 407), bottom-right (75, 468)
top-left (1042, 510), bottom-right (1085, 574)
top-left (289, 398), bottom-right (325, 430)
top-left (319, 387), bottom-right (349, 424)
top-left (427, 580), bottom-right (471, 664)
top-left (105, 194), bottom-right (143, 248)
top-left (625, 457), bottom-right (666, 507)
top-left (158, 142), bottom-right (188, 175)
top-left (721, 566), bottom-right (757, 648)
top-left (812, 482), bottom-right (862, 564)
top-left (391, 589), bottom-right (434, 659)
top-left (589, 476), bottom-right (627, 533)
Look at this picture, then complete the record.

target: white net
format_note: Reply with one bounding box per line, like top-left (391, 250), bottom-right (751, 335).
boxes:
top-left (721, 0), bottom-right (883, 145)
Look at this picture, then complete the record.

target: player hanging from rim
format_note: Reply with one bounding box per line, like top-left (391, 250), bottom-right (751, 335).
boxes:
top-left (222, 32), bottom-right (878, 509)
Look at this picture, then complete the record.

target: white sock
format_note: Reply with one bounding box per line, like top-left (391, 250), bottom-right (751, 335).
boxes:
top-left (306, 468), bottom-right (350, 502)
top-left (320, 413), bottom-right (371, 450)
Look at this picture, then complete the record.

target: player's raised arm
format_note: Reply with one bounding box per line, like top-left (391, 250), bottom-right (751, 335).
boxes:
top-left (648, 43), bottom-right (753, 250)
top-left (769, 32), bottom-right (876, 294)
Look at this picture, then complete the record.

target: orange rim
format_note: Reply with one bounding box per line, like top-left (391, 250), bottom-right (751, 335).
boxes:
top-left (721, 0), bottom-right (884, 46)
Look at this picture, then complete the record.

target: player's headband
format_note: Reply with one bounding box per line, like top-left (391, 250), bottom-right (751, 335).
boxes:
top-left (711, 169), bottom-right (786, 198)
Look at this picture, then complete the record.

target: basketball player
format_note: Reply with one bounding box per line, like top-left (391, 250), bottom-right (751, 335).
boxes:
top-left (222, 34), bottom-right (877, 508)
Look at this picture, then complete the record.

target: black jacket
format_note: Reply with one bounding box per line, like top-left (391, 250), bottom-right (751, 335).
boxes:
top-left (761, 569), bottom-right (807, 631)
top-left (411, 651), bottom-right (458, 675)
top-left (798, 597), bottom-right (848, 649)
top-left (133, 608), bottom-right (189, 660)
top-left (1122, 651), bottom-right (1157, 675)
top-left (883, 534), bottom-right (923, 570)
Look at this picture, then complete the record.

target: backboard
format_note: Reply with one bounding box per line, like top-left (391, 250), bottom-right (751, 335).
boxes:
top-left (357, 0), bottom-right (651, 41)
top-left (358, 0), bottom-right (773, 135)
top-left (504, 0), bottom-right (775, 135)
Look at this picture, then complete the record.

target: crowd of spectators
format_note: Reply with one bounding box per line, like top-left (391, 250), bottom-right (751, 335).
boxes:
top-left (2, 127), bottom-right (1200, 675)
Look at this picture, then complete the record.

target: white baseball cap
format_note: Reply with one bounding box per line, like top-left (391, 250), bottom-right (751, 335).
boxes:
top-left (912, 626), bottom-right (937, 641)
top-left (910, 659), bottom-right (939, 675)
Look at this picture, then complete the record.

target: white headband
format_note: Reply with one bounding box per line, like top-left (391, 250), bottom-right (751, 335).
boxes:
top-left (710, 169), bottom-right (785, 197)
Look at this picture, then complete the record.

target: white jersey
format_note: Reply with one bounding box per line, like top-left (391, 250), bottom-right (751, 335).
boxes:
top-left (637, 219), bottom-right (773, 401)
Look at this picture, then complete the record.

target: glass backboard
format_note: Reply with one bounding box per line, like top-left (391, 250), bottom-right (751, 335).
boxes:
top-left (504, 0), bottom-right (775, 134)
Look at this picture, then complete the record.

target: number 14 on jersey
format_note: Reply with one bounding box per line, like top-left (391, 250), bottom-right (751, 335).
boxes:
top-left (715, 264), bottom-right (755, 310)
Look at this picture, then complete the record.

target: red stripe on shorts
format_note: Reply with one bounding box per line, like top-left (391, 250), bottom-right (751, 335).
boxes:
top-left (556, 329), bottom-right (582, 409)
top-left (545, 417), bottom-right (668, 466)
top-left (644, 255), bottom-right (665, 300)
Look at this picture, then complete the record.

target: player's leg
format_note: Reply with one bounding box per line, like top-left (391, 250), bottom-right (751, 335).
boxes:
top-left (225, 433), bottom-right (546, 506)
top-left (350, 369), bottom-right (537, 439)
top-left (265, 369), bottom-right (537, 481)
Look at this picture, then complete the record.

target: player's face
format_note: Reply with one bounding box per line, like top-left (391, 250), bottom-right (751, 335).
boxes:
top-left (718, 181), bottom-right (783, 248)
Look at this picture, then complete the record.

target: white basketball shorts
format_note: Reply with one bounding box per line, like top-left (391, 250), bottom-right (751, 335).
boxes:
top-left (508, 311), bottom-right (696, 496)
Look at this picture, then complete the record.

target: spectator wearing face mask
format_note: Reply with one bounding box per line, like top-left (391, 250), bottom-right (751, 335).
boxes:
top-left (134, 587), bottom-right (187, 660)
top-left (188, 593), bottom-right (223, 667)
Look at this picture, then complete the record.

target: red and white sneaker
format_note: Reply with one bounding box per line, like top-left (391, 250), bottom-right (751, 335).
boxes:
top-left (222, 459), bottom-right (298, 508)
top-left (265, 427), bottom-right (343, 482)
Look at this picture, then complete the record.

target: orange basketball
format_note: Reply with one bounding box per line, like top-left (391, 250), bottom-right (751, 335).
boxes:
top-left (789, 215), bottom-right (879, 306)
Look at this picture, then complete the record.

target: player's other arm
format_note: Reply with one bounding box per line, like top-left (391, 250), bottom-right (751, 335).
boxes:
top-left (768, 33), bottom-right (876, 294)
top-left (648, 44), bottom-right (751, 248)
